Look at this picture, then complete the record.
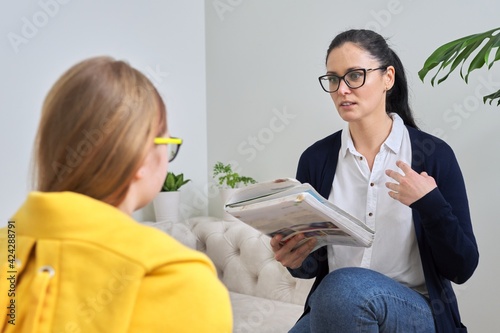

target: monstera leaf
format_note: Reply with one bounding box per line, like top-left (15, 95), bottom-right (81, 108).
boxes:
top-left (418, 27), bottom-right (500, 106)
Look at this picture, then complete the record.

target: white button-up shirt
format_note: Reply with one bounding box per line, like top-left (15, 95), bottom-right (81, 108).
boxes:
top-left (327, 113), bottom-right (427, 294)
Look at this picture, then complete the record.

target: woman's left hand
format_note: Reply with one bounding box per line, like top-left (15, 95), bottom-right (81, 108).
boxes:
top-left (385, 160), bottom-right (437, 206)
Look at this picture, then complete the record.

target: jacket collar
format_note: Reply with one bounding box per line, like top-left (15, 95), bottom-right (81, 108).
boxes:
top-left (14, 191), bottom-right (136, 241)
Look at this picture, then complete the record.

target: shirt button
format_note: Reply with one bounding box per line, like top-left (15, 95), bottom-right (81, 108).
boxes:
top-left (368, 212), bottom-right (373, 217)
top-left (370, 182), bottom-right (375, 187)
top-left (359, 156), bottom-right (363, 161)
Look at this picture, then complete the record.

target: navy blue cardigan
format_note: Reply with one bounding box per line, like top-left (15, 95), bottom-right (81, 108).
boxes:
top-left (290, 127), bottom-right (479, 333)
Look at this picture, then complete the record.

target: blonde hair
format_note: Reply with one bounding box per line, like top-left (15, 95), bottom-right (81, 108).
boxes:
top-left (33, 56), bottom-right (167, 206)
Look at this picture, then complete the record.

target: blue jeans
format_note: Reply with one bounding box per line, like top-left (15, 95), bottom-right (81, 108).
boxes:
top-left (289, 267), bottom-right (436, 333)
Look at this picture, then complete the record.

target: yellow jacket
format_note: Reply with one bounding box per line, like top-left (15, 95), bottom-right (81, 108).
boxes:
top-left (0, 192), bottom-right (232, 332)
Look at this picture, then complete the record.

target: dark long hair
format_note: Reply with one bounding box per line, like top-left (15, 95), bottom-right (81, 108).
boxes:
top-left (326, 29), bottom-right (418, 129)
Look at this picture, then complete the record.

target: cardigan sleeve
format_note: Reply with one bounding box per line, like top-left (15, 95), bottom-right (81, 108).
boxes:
top-left (288, 148), bottom-right (322, 278)
top-left (411, 138), bottom-right (479, 284)
top-left (288, 133), bottom-right (340, 279)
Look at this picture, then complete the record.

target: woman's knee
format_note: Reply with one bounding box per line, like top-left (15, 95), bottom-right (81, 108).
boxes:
top-left (310, 267), bottom-right (387, 309)
top-left (308, 268), bottom-right (435, 332)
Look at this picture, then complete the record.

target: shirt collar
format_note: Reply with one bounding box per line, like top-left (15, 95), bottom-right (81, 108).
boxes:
top-left (384, 113), bottom-right (405, 154)
top-left (340, 125), bottom-right (355, 158)
top-left (340, 113), bottom-right (405, 157)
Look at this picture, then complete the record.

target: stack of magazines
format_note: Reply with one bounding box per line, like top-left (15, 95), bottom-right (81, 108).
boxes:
top-left (224, 178), bottom-right (374, 250)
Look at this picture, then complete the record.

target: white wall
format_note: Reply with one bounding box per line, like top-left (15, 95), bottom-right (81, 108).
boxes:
top-left (0, 0), bottom-right (208, 223)
top-left (205, 0), bottom-right (500, 331)
top-left (2, 1), bottom-right (499, 331)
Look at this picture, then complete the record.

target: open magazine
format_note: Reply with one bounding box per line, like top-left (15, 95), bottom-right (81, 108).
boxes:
top-left (224, 178), bottom-right (374, 249)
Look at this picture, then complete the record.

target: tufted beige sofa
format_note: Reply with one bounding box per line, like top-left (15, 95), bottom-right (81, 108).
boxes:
top-left (142, 217), bottom-right (314, 333)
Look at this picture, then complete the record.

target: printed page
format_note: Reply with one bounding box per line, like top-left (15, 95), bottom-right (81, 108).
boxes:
top-left (227, 192), bottom-right (374, 247)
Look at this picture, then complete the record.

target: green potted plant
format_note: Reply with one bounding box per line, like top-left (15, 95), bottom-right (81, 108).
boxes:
top-left (418, 27), bottom-right (500, 106)
top-left (161, 172), bottom-right (191, 192)
top-left (212, 161), bottom-right (257, 189)
top-left (212, 161), bottom-right (256, 221)
top-left (153, 171), bottom-right (191, 222)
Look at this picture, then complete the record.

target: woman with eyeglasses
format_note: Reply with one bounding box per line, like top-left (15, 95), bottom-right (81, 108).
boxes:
top-left (0, 57), bottom-right (232, 332)
top-left (271, 29), bottom-right (478, 332)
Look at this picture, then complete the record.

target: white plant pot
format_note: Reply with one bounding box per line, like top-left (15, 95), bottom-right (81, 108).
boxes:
top-left (153, 191), bottom-right (181, 223)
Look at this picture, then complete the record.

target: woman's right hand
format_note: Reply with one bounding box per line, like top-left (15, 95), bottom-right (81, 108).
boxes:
top-left (270, 233), bottom-right (317, 269)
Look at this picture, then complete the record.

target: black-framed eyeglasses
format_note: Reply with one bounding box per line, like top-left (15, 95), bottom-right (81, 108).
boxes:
top-left (318, 67), bottom-right (387, 93)
top-left (154, 137), bottom-right (182, 162)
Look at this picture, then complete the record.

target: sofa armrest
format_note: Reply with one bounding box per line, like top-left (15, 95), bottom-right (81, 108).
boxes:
top-left (186, 216), bottom-right (314, 305)
top-left (141, 221), bottom-right (197, 249)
